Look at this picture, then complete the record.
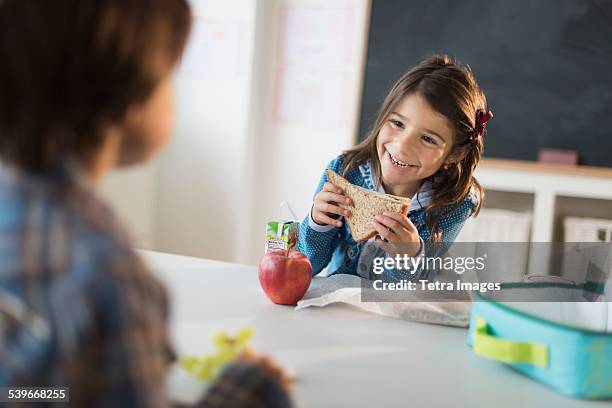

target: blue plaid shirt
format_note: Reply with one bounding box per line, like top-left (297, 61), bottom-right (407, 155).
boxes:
top-left (0, 160), bottom-right (290, 408)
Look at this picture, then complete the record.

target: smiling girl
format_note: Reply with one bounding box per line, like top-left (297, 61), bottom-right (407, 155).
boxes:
top-left (298, 55), bottom-right (493, 281)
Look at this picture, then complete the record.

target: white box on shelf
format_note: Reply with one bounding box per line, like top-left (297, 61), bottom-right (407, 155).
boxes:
top-left (453, 209), bottom-right (532, 282)
top-left (457, 208), bottom-right (532, 242)
top-left (563, 217), bottom-right (612, 242)
top-left (562, 217), bottom-right (612, 282)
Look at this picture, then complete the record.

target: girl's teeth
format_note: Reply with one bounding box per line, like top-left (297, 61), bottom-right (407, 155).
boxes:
top-left (389, 152), bottom-right (410, 167)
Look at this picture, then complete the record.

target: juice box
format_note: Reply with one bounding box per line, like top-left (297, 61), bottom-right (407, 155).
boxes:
top-left (265, 220), bottom-right (299, 252)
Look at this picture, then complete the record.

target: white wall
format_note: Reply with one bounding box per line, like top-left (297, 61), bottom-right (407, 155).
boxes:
top-left (152, 0), bottom-right (371, 265)
top-left (244, 0), bottom-right (371, 264)
top-left (153, 0), bottom-right (260, 262)
top-left (99, 162), bottom-right (158, 249)
top-left (100, 0), bottom-right (371, 265)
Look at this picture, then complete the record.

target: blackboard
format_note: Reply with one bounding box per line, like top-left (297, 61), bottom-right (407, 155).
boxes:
top-left (358, 0), bottom-right (612, 167)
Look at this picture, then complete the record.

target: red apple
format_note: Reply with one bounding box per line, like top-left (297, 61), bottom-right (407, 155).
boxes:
top-left (258, 250), bottom-right (312, 305)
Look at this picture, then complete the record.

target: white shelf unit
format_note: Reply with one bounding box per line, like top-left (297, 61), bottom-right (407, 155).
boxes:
top-left (474, 159), bottom-right (612, 276)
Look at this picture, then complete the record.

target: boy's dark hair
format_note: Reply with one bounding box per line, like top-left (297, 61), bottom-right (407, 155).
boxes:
top-left (0, 0), bottom-right (191, 173)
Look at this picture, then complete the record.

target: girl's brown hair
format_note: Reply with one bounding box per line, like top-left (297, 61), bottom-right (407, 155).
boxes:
top-left (344, 55), bottom-right (488, 241)
top-left (0, 0), bottom-right (192, 173)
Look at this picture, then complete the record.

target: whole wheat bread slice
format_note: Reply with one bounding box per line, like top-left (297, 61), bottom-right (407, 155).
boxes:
top-left (325, 169), bottom-right (412, 242)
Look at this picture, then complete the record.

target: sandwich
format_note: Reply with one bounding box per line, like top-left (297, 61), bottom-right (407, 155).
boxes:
top-left (325, 169), bottom-right (412, 242)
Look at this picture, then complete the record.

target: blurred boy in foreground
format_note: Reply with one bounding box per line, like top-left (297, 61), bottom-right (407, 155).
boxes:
top-left (0, 1), bottom-right (291, 406)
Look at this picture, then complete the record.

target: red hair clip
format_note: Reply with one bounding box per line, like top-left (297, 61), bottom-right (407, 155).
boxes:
top-left (468, 109), bottom-right (493, 144)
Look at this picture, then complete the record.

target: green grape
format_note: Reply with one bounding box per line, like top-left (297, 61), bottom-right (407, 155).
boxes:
top-left (216, 348), bottom-right (234, 366)
top-left (213, 331), bottom-right (230, 347)
top-left (236, 327), bottom-right (253, 345)
top-left (198, 357), bottom-right (216, 381)
top-left (180, 356), bottom-right (198, 372)
top-left (181, 327), bottom-right (255, 383)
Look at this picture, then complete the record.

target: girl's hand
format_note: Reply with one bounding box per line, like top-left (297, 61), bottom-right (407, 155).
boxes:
top-left (372, 212), bottom-right (421, 257)
top-left (311, 182), bottom-right (353, 228)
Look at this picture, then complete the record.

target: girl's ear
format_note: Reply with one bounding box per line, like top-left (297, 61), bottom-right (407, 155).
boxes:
top-left (444, 145), bottom-right (469, 166)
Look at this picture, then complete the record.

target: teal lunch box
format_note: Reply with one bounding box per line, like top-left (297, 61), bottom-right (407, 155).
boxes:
top-left (466, 283), bottom-right (612, 399)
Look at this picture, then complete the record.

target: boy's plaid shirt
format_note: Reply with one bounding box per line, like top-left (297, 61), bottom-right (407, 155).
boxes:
top-left (0, 161), bottom-right (290, 408)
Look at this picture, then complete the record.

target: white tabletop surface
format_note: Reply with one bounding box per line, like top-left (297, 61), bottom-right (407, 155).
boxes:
top-left (138, 250), bottom-right (610, 408)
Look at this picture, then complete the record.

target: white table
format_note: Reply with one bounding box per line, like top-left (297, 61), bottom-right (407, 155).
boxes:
top-left (139, 250), bottom-right (609, 408)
